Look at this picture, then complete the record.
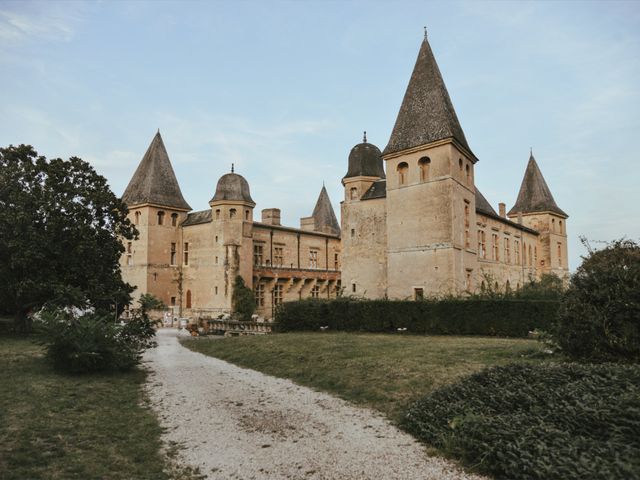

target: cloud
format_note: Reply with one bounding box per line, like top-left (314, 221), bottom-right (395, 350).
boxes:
top-left (0, 2), bottom-right (86, 44)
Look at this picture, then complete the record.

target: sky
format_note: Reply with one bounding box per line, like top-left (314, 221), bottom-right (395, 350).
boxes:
top-left (1, 0), bottom-right (639, 271)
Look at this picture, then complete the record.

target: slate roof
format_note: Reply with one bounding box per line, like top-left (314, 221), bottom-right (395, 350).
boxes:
top-left (210, 172), bottom-right (255, 205)
top-left (343, 140), bottom-right (386, 180)
top-left (311, 186), bottom-right (340, 235)
top-left (122, 132), bottom-right (191, 210)
top-left (508, 154), bottom-right (567, 218)
top-left (383, 38), bottom-right (472, 157)
top-left (475, 189), bottom-right (498, 216)
top-left (181, 209), bottom-right (212, 227)
top-left (361, 180), bottom-right (387, 200)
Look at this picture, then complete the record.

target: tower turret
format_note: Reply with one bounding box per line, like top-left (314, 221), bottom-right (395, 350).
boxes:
top-left (342, 132), bottom-right (385, 203)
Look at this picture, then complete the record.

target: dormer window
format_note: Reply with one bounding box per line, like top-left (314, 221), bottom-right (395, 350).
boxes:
top-left (397, 162), bottom-right (409, 186)
top-left (418, 157), bottom-right (430, 182)
top-left (157, 211), bottom-right (165, 225)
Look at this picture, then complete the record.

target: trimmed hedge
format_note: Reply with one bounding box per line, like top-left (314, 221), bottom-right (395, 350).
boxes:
top-left (275, 298), bottom-right (559, 337)
top-left (403, 363), bottom-right (640, 480)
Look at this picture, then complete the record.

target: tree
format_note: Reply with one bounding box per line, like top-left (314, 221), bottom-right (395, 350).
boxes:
top-left (232, 275), bottom-right (255, 321)
top-left (138, 293), bottom-right (166, 313)
top-left (555, 238), bottom-right (640, 361)
top-left (0, 145), bottom-right (137, 332)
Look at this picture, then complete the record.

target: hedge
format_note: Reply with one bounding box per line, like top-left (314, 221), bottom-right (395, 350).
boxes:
top-left (403, 363), bottom-right (640, 480)
top-left (275, 298), bottom-right (559, 337)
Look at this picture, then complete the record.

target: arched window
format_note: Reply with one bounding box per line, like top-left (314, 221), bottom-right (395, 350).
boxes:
top-left (157, 211), bottom-right (165, 225)
top-left (559, 220), bottom-right (563, 233)
top-left (465, 164), bottom-right (471, 185)
top-left (215, 209), bottom-right (221, 220)
top-left (186, 290), bottom-right (192, 309)
top-left (459, 158), bottom-right (463, 172)
top-left (418, 157), bottom-right (431, 182)
top-left (245, 210), bottom-right (250, 221)
top-left (134, 211), bottom-right (141, 225)
top-left (505, 280), bottom-right (511, 293)
top-left (552, 218), bottom-right (556, 232)
top-left (397, 162), bottom-right (409, 185)
top-left (350, 187), bottom-right (358, 200)
top-left (229, 208), bottom-right (237, 218)
top-left (171, 213), bottom-right (178, 227)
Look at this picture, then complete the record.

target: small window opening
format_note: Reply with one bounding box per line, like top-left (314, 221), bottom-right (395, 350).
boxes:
top-left (350, 187), bottom-right (358, 200)
top-left (229, 208), bottom-right (237, 218)
top-left (245, 210), bottom-right (250, 221)
top-left (170, 243), bottom-right (176, 265)
top-left (134, 211), bottom-right (141, 225)
top-left (465, 164), bottom-right (471, 185)
top-left (186, 290), bottom-right (192, 309)
top-left (215, 209), bottom-right (221, 220)
top-left (183, 242), bottom-right (189, 265)
top-left (418, 157), bottom-right (431, 182)
top-left (397, 162), bottom-right (409, 185)
top-left (414, 288), bottom-right (424, 300)
top-left (350, 228), bottom-right (355, 238)
top-left (157, 211), bottom-right (165, 225)
top-left (352, 283), bottom-right (356, 293)
top-left (171, 213), bottom-right (178, 227)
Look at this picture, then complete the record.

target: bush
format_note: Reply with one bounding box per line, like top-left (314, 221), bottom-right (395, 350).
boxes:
top-left (275, 297), bottom-right (559, 337)
top-left (556, 239), bottom-right (640, 361)
top-left (39, 308), bottom-right (157, 373)
top-left (232, 276), bottom-right (255, 321)
top-left (404, 363), bottom-right (640, 480)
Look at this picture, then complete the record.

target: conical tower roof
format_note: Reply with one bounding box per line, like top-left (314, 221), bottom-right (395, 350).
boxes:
top-left (383, 36), bottom-right (472, 157)
top-left (508, 153), bottom-right (567, 218)
top-left (122, 131), bottom-right (191, 211)
top-left (311, 186), bottom-right (340, 236)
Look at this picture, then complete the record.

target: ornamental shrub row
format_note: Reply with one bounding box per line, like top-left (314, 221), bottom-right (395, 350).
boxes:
top-left (403, 362), bottom-right (640, 480)
top-left (275, 298), bottom-right (559, 337)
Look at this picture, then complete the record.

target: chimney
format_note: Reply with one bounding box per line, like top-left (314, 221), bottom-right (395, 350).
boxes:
top-left (499, 203), bottom-right (506, 218)
top-left (517, 212), bottom-right (523, 225)
top-left (300, 216), bottom-right (315, 231)
top-left (261, 208), bottom-right (281, 226)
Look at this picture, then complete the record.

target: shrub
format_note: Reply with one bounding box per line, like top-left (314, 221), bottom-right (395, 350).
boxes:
top-left (138, 293), bottom-right (166, 312)
top-left (556, 239), bottom-right (640, 361)
top-left (232, 275), bottom-right (255, 322)
top-left (39, 308), bottom-right (157, 373)
top-left (275, 297), bottom-right (559, 337)
top-left (404, 363), bottom-right (640, 480)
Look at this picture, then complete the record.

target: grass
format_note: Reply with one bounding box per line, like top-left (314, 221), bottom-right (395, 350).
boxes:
top-left (0, 333), bottom-right (183, 480)
top-left (181, 332), bottom-right (546, 421)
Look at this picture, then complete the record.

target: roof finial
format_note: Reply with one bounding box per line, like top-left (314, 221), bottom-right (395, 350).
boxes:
top-left (530, 147), bottom-right (533, 158)
top-left (157, 128), bottom-right (160, 134)
top-left (231, 163), bottom-right (234, 173)
top-left (363, 130), bottom-right (367, 143)
top-left (424, 26), bottom-right (427, 39)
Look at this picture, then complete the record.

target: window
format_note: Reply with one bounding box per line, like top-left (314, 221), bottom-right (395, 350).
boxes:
top-left (183, 242), bottom-right (189, 265)
top-left (170, 296), bottom-right (176, 307)
top-left (350, 187), bottom-right (358, 200)
top-left (552, 218), bottom-right (556, 232)
top-left (466, 270), bottom-right (473, 291)
top-left (504, 238), bottom-right (511, 264)
top-left (214, 286), bottom-right (218, 295)
top-left (350, 228), bottom-right (355, 238)
top-left (170, 243), bottom-right (176, 265)
top-left (418, 157), bottom-right (430, 182)
top-left (459, 158), bottom-right (463, 172)
top-left (215, 256), bottom-right (218, 265)
top-left (245, 210), bottom-right (250, 221)
top-left (229, 208), bottom-right (237, 218)
top-left (274, 247), bottom-right (284, 267)
top-left (255, 283), bottom-right (265, 307)
top-left (171, 213), bottom-right (178, 227)
top-left (334, 253), bottom-right (339, 270)
top-left (309, 250), bottom-right (318, 269)
top-left (273, 284), bottom-right (283, 306)
top-left (557, 242), bottom-right (562, 266)
top-left (253, 244), bottom-right (263, 266)
top-left (515, 240), bottom-right (520, 264)
top-left (134, 211), bottom-right (141, 225)
top-left (534, 246), bottom-right (538, 265)
top-left (492, 234), bottom-right (499, 261)
top-left (215, 235), bottom-right (219, 243)
top-left (215, 209), bottom-right (221, 220)
top-left (126, 242), bottom-right (133, 266)
top-left (352, 283), bottom-right (356, 293)
top-left (528, 245), bottom-right (533, 266)
top-left (311, 285), bottom-right (320, 299)
top-left (186, 290), bottom-right (192, 309)
top-left (464, 202), bottom-right (470, 248)
top-left (559, 220), bottom-right (563, 234)
top-left (397, 162), bottom-right (408, 185)
top-left (477, 230), bottom-right (486, 259)
top-left (414, 288), bottom-right (424, 300)
top-left (465, 164), bottom-right (471, 185)
top-left (157, 211), bottom-right (165, 225)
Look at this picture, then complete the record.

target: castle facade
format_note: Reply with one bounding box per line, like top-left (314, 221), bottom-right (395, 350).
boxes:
top-left (120, 36), bottom-right (569, 318)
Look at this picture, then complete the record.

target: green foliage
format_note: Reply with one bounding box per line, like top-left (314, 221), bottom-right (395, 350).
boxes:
top-left (556, 239), bottom-right (640, 361)
top-left (138, 293), bottom-right (166, 313)
top-left (276, 297), bottom-right (559, 337)
top-left (0, 145), bottom-right (137, 332)
top-left (232, 275), bottom-right (255, 321)
top-left (515, 273), bottom-right (565, 300)
top-left (404, 363), bottom-right (640, 480)
top-left (39, 308), bottom-right (157, 373)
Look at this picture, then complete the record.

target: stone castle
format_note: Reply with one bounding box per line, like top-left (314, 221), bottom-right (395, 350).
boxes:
top-left (120, 36), bottom-right (569, 318)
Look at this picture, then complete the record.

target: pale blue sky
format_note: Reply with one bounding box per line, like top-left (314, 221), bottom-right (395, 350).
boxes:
top-left (1, 0), bottom-right (639, 270)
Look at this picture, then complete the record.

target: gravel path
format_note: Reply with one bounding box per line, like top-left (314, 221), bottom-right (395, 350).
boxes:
top-left (143, 329), bottom-right (484, 480)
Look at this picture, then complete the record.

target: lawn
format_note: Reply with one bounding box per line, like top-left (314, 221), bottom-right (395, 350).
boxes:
top-left (181, 332), bottom-right (546, 421)
top-left (0, 334), bottom-right (181, 480)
